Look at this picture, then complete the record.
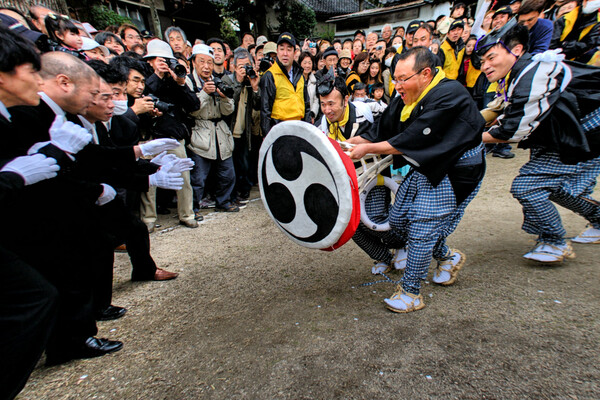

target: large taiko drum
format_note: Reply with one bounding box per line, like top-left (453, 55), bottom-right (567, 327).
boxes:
top-left (258, 121), bottom-right (360, 251)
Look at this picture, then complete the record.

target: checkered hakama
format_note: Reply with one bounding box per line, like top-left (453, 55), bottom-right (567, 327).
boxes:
top-left (352, 186), bottom-right (406, 265)
top-left (510, 148), bottom-right (600, 245)
top-left (389, 145), bottom-right (483, 295)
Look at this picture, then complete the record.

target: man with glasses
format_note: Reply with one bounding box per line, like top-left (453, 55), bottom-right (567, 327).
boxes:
top-left (345, 47), bottom-right (486, 313)
top-left (119, 23), bottom-right (143, 51)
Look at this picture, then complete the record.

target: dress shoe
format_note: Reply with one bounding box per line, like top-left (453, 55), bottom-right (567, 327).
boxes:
top-left (95, 305), bottom-right (127, 321)
top-left (154, 267), bottom-right (179, 281)
top-left (180, 219), bottom-right (198, 228)
top-left (114, 244), bottom-right (127, 252)
top-left (46, 337), bottom-right (123, 366)
top-left (145, 222), bottom-right (155, 233)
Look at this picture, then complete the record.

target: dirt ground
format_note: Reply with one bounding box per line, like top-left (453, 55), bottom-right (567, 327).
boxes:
top-left (18, 150), bottom-right (600, 400)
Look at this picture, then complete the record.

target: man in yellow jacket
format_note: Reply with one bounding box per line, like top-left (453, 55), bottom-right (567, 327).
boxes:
top-left (441, 19), bottom-right (466, 79)
top-left (259, 32), bottom-right (310, 135)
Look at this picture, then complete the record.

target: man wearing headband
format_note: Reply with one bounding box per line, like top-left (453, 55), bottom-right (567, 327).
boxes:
top-left (346, 47), bottom-right (486, 313)
top-left (315, 71), bottom-right (407, 275)
top-left (476, 22), bottom-right (600, 261)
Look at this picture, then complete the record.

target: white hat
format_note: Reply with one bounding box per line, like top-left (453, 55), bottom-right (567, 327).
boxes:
top-left (256, 35), bottom-right (268, 46)
top-left (81, 37), bottom-right (109, 56)
top-left (144, 39), bottom-right (174, 59)
top-left (191, 44), bottom-right (214, 59)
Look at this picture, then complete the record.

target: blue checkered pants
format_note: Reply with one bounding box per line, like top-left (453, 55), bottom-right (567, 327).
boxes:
top-left (511, 149), bottom-right (600, 245)
top-left (352, 186), bottom-right (406, 265)
top-left (389, 146), bottom-right (483, 295)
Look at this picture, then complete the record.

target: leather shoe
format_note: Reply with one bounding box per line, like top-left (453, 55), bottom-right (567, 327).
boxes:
top-left (179, 219), bottom-right (198, 228)
top-left (154, 267), bottom-right (179, 281)
top-left (95, 305), bottom-right (127, 321)
top-left (46, 337), bottom-right (123, 366)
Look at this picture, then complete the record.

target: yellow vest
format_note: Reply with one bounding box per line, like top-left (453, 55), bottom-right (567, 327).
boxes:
top-left (465, 61), bottom-right (481, 88)
top-left (560, 7), bottom-right (600, 42)
top-left (441, 40), bottom-right (465, 80)
top-left (269, 62), bottom-right (305, 121)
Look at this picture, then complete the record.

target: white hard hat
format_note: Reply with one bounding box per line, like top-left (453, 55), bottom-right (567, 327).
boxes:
top-left (81, 37), bottom-right (109, 56)
top-left (144, 39), bottom-right (174, 59)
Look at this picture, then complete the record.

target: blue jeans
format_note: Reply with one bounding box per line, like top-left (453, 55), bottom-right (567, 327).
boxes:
top-left (188, 152), bottom-right (236, 209)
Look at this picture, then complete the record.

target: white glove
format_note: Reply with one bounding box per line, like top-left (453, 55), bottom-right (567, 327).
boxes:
top-left (96, 183), bottom-right (116, 206)
top-left (150, 151), bottom-right (178, 166)
top-left (162, 158), bottom-right (195, 173)
top-left (139, 138), bottom-right (180, 157)
top-left (532, 49), bottom-right (565, 63)
top-left (49, 115), bottom-right (93, 154)
top-left (1, 154), bottom-right (60, 185)
top-left (149, 168), bottom-right (184, 190)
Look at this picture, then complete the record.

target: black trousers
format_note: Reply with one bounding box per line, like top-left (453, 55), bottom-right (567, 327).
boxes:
top-left (93, 199), bottom-right (158, 311)
top-left (0, 246), bottom-right (58, 400)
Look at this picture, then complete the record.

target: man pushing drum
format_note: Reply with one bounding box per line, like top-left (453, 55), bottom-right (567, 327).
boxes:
top-left (315, 70), bottom-right (408, 275)
top-left (346, 47), bottom-right (486, 313)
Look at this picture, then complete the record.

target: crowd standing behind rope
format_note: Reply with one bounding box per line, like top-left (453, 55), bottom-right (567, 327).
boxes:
top-left (0, 0), bottom-right (599, 398)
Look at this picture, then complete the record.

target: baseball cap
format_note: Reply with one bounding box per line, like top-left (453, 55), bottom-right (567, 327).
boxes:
top-left (256, 35), bottom-right (268, 46)
top-left (140, 29), bottom-right (154, 39)
top-left (277, 32), bottom-right (296, 47)
top-left (449, 19), bottom-right (465, 31)
top-left (493, 6), bottom-right (513, 18)
top-left (406, 20), bottom-right (423, 34)
top-left (0, 14), bottom-right (46, 45)
top-left (191, 43), bottom-right (214, 59)
top-left (354, 29), bottom-right (366, 37)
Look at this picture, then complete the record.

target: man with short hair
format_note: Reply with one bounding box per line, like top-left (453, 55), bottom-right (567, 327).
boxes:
top-left (241, 32), bottom-right (255, 49)
top-left (366, 31), bottom-right (379, 52)
top-left (28, 4), bottom-right (54, 34)
top-left (165, 26), bottom-right (187, 54)
top-left (346, 47), bottom-right (485, 313)
top-left (206, 37), bottom-right (232, 79)
top-left (441, 19), bottom-right (466, 79)
top-left (372, 39), bottom-right (387, 61)
top-left (259, 32), bottom-right (310, 135)
top-left (119, 23), bottom-right (143, 51)
top-left (413, 24), bottom-right (446, 66)
top-left (518, 0), bottom-right (554, 54)
top-left (478, 22), bottom-right (600, 262)
top-left (228, 48), bottom-right (261, 204)
top-left (381, 23), bottom-right (393, 45)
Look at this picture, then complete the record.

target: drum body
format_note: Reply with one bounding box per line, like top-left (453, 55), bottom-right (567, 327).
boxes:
top-left (258, 121), bottom-right (360, 251)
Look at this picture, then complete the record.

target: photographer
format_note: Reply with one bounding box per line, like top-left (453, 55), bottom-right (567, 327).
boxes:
top-left (186, 44), bottom-right (239, 213)
top-left (228, 47), bottom-right (260, 204)
top-left (141, 39), bottom-right (200, 229)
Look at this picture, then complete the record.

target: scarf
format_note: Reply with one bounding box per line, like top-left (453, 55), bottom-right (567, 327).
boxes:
top-left (327, 104), bottom-right (350, 141)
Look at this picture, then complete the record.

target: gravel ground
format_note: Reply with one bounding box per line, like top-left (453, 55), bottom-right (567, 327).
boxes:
top-left (17, 150), bottom-right (600, 400)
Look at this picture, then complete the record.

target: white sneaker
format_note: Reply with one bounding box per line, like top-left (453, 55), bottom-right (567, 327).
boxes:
top-left (384, 287), bottom-right (425, 313)
top-left (392, 247), bottom-right (407, 270)
top-left (432, 249), bottom-right (465, 286)
top-left (372, 262), bottom-right (391, 275)
top-left (572, 227), bottom-right (600, 244)
top-left (523, 242), bottom-right (575, 263)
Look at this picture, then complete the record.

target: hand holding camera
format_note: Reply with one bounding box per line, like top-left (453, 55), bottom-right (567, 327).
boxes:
top-left (131, 96), bottom-right (156, 115)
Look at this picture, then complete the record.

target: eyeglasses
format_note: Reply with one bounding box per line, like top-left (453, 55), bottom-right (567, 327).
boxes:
top-left (392, 68), bottom-right (424, 85)
top-left (126, 34), bottom-right (142, 40)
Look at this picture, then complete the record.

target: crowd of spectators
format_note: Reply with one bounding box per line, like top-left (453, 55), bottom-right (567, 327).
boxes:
top-left (0, 0), bottom-right (598, 397)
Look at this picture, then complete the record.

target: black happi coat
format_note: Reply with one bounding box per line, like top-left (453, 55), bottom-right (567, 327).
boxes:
top-left (362, 77), bottom-right (485, 187)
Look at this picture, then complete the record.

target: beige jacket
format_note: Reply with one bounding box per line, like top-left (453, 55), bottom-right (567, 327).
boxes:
top-left (186, 71), bottom-right (235, 160)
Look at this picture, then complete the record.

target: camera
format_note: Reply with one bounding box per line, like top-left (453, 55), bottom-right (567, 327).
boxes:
top-left (259, 55), bottom-right (274, 73)
top-left (244, 64), bottom-right (257, 79)
top-left (212, 76), bottom-right (234, 98)
top-left (166, 58), bottom-right (187, 78)
top-left (146, 94), bottom-right (175, 113)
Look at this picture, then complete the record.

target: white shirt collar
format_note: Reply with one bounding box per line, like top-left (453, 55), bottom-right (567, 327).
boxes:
top-left (78, 115), bottom-right (99, 145)
top-left (38, 92), bottom-right (66, 118)
top-left (0, 99), bottom-right (11, 122)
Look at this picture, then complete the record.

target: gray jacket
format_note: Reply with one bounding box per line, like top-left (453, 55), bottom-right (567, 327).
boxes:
top-left (186, 70), bottom-right (235, 160)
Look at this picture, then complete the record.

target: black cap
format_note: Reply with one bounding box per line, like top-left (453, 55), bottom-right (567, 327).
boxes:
top-left (509, 0), bottom-right (521, 4)
top-left (277, 32), bottom-right (296, 47)
top-left (0, 14), bottom-right (46, 45)
top-left (406, 20), bottom-right (423, 34)
top-left (493, 6), bottom-right (513, 18)
top-left (140, 29), bottom-right (154, 38)
top-left (322, 46), bottom-right (338, 59)
top-left (354, 29), bottom-right (366, 37)
top-left (449, 19), bottom-right (465, 31)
